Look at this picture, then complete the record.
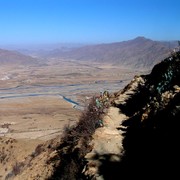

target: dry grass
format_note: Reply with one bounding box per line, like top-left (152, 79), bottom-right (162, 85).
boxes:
top-left (49, 94), bottom-right (111, 180)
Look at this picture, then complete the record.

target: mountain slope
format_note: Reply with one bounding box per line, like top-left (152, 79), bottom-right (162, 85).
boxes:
top-left (49, 37), bottom-right (177, 69)
top-left (100, 50), bottom-right (180, 179)
top-left (0, 48), bottom-right (38, 65)
top-left (3, 50), bottom-right (180, 179)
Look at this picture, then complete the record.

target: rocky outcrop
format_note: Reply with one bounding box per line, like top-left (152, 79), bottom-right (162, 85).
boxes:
top-left (76, 50), bottom-right (180, 179)
top-left (4, 51), bottom-right (180, 179)
top-left (93, 50), bottom-right (180, 179)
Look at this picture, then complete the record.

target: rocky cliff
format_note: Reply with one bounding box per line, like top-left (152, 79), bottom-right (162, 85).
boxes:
top-left (4, 50), bottom-right (180, 180)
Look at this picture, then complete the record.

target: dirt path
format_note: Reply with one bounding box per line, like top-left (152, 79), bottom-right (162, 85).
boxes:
top-left (84, 106), bottom-right (128, 178)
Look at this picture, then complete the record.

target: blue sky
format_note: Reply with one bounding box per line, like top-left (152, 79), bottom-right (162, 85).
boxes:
top-left (0, 0), bottom-right (180, 44)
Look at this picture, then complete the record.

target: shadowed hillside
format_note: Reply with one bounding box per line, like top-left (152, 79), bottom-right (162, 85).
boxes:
top-left (98, 50), bottom-right (180, 179)
top-left (3, 50), bottom-right (180, 180)
top-left (48, 37), bottom-right (178, 69)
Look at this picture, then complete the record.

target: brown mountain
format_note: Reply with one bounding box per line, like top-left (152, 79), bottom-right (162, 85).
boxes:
top-left (0, 48), bottom-right (38, 65)
top-left (49, 37), bottom-right (178, 69)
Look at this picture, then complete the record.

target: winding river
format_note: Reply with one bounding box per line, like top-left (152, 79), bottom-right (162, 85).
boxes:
top-left (0, 80), bottom-right (129, 108)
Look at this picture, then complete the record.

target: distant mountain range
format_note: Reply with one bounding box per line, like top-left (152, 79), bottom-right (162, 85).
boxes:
top-left (0, 48), bottom-right (38, 65)
top-left (45, 37), bottom-right (178, 69)
top-left (0, 37), bottom-right (178, 69)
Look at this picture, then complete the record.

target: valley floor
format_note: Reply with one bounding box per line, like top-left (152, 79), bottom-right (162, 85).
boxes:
top-left (0, 59), bottom-right (146, 179)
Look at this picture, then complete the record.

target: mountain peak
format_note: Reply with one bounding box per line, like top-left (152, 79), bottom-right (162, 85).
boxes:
top-left (133, 36), bottom-right (151, 42)
top-left (48, 36), bottom-right (171, 69)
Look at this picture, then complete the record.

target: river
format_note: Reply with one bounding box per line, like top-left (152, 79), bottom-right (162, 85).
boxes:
top-left (0, 80), bottom-right (129, 108)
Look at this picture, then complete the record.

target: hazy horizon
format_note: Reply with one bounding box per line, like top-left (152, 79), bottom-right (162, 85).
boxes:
top-left (0, 36), bottom-right (179, 52)
top-left (0, 0), bottom-right (179, 45)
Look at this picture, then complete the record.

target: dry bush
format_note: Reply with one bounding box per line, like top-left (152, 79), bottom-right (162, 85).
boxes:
top-left (49, 94), bottom-right (110, 180)
top-left (31, 144), bottom-right (44, 158)
top-left (61, 95), bottom-right (108, 147)
top-left (5, 162), bottom-right (25, 179)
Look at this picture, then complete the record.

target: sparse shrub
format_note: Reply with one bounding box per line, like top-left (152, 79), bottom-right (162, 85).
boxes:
top-left (5, 162), bottom-right (24, 180)
top-left (11, 162), bottom-right (24, 176)
top-left (49, 93), bottom-right (111, 180)
top-left (61, 93), bottom-right (110, 147)
top-left (0, 151), bottom-right (7, 163)
top-left (31, 144), bottom-right (44, 158)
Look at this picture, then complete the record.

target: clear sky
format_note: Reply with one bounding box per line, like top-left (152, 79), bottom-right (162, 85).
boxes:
top-left (0, 0), bottom-right (180, 44)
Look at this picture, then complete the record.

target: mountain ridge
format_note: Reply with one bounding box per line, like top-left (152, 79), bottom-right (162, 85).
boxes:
top-left (0, 48), bottom-right (38, 65)
top-left (47, 37), bottom-right (178, 69)
top-left (2, 37), bottom-right (178, 70)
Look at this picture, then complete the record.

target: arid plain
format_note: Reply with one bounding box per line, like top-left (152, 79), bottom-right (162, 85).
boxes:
top-left (0, 58), bottom-right (144, 139)
top-left (0, 58), bottom-right (146, 178)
